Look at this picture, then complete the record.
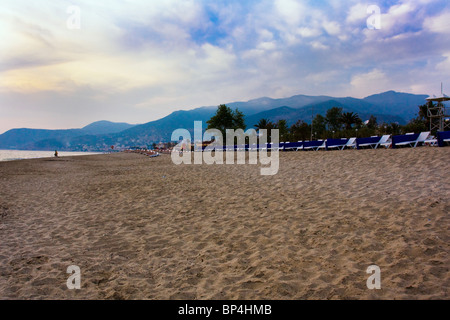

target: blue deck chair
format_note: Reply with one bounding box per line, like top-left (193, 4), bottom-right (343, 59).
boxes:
top-left (392, 132), bottom-right (429, 148)
top-left (437, 131), bottom-right (450, 147)
top-left (326, 138), bottom-right (349, 150)
top-left (343, 137), bottom-right (357, 149)
top-left (284, 141), bottom-right (303, 151)
top-left (303, 140), bottom-right (326, 151)
top-left (356, 135), bottom-right (390, 149)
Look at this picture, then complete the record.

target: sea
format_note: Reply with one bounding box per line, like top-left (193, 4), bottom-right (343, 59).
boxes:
top-left (0, 150), bottom-right (103, 162)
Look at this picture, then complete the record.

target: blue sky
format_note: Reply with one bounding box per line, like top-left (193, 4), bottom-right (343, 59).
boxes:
top-left (1, 0), bottom-right (450, 133)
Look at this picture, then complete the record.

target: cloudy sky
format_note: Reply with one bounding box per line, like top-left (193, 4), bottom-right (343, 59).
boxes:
top-left (1, 0), bottom-right (449, 133)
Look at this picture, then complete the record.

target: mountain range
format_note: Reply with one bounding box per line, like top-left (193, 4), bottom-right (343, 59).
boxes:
top-left (0, 91), bottom-right (430, 151)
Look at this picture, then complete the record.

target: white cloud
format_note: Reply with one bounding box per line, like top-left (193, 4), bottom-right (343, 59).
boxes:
top-left (257, 41), bottom-right (277, 51)
top-left (1, 0), bottom-right (450, 133)
top-left (310, 41), bottom-right (329, 50)
top-left (297, 27), bottom-right (322, 38)
top-left (381, 2), bottom-right (416, 31)
top-left (347, 3), bottom-right (370, 24)
top-left (423, 10), bottom-right (450, 34)
top-left (274, 0), bottom-right (306, 27)
top-left (350, 69), bottom-right (392, 97)
top-left (323, 20), bottom-right (341, 36)
top-left (258, 29), bottom-right (274, 41)
top-left (435, 53), bottom-right (450, 72)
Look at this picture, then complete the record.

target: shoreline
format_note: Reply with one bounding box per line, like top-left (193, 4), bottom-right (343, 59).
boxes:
top-left (0, 150), bottom-right (106, 162)
top-left (0, 148), bottom-right (448, 299)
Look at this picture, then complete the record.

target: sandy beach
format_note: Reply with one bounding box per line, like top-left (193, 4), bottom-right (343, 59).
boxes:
top-left (0, 148), bottom-right (448, 300)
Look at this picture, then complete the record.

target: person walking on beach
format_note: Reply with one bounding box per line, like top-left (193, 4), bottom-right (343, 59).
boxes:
top-left (54, 150), bottom-right (58, 157)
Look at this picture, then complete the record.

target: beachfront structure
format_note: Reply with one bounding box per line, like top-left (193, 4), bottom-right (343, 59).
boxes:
top-left (426, 84), bottom-right (450, 132)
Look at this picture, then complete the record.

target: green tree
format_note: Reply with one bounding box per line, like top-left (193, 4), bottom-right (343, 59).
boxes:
top-left (326, 107), bottom-right (343, 131)
top-left (385, 122), bottom-right (401, 136)
top-left (254, 118), bottom-right (276, 142)
top-left (402, 117), bottom-right (427, 134)
top-left (233, 108), bottom-right (246, 131)
top-left (340, 112), bottom-right (361, 130)
top-left (254, 118), bottom-right (272, 130)
top-left (206, 104), bottom-right (246, 137)
top-left (274, 119), bottom-right (289, 142)
top-left (312, 114), bottom-right (327, 139)
top-left (289, 120), bottom-right (310, 141)
top-left (367, 115), bottom-right (378, 130)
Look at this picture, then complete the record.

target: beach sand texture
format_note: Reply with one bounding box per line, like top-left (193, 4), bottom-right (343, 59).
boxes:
top-left (0, 148), bottom-right (448, 299)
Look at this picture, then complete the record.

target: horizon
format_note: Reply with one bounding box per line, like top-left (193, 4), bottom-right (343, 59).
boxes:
top-left (1, 0), bottom-right (449, 134)
top-left (0, 89), bottom-right (433, 134)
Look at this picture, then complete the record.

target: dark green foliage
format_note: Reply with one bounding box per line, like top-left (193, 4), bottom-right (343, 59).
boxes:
top-left (367, 115), bottom-right (378, 129)
top-left (206, 104), bottom-right (246, 137)
top-left (312, 114), bottom-right (327, 139)
top-left (326, 107), bottom-right (343, 131)
top-left (340, 112), bottom-right (362, 130)
top-left (402, 117), bottom-right (427, 134)
top-left (290, 120), bottom-right (311, 141)
top-left (254, 118), bottom-right (272, 130)
top-left (252, 103), bottom-right (429, 143)
top-left (274, 119), bottom-right (289, 142)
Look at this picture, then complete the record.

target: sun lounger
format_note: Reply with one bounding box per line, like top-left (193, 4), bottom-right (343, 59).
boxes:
top-left (326, 138), bottom-right (349, 150)
top-left (356, 136), bottom-right (380, 149)
top-left (343, 137), bottom-right (357, 149)
top-left (378, 135), bottom-right (391, 148)
top-left (268, 142), bottom-right (285, 151)
top-left (303, 140), bottom-right (326, 151)
top-left (317, 140), bottom-right (328, 150)
top-left (284, 141), bottom-right (303, 151)
top-left (260, 143), bottom-right (268, 151)
top-left (222, 145), bottom-right (229, 151)
top-left (356, 135), bottom-right (390, 149)
top-left (437, 131), bottom-right (450, 147)
top-left (392, 131), bottom-right (430, 148)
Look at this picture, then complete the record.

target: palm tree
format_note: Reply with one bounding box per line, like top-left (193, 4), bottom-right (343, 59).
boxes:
top-left (340, 112), bottom-right (361, 130)
top-left (255, 118), bottom-right (275, 142)
top-left (254, 118), bottom-right (273, 130)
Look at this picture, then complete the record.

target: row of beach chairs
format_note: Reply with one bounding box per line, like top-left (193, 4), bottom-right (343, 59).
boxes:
top-left (126, 149), bottom-right (160, 157)
top-left (218, 131), bottom-right (450, 151)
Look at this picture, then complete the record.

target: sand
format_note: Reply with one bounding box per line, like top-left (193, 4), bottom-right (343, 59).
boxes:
top-left (0, 148), bottom-right (448, 300)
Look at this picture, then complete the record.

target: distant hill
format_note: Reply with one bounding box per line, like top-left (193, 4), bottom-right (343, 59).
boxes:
top-left (363, 91), bottom-right (429, 120)
top-left (81, 121), bottom-right (136, 135)
top-left (0, 91), bottom-right (431, 151)
top-left (245, 100), bottom-right (406, 128)
top-left (0, 121), bottom-right (137, 150)
top-left (0, 128), bottom-right (83, 150)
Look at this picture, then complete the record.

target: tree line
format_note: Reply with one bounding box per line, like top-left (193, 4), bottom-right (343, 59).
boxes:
top-left (206, 102), bottom-right (437, 143)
